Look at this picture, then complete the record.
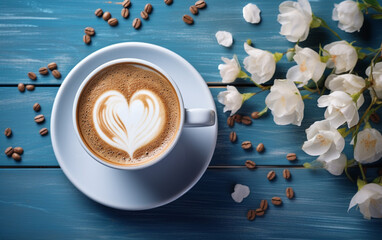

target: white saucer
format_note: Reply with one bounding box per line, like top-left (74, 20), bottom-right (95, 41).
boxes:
top-left (50, 42), bottom-right (217, 210)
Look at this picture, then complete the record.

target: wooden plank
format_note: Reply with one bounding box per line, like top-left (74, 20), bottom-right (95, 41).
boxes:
top-left (0, 0), bottom-right (381, 84)
top-left (0, 168), bottom-right (381, 239)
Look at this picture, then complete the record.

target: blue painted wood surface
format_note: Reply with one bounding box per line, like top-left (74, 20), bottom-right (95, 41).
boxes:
top-left (1, 0), bottom-right (382, 239)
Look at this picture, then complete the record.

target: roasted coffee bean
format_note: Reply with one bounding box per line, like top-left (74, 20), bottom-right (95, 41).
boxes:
top-left (144, 3), bottom-right (153, 13)
top-left (84, 27), bottom-right (95, 36)
top-left (241, 116), bottom-right (252, 125)
top-left (255, 208), bottom-right (265, 216)
top-left (247, 209), bottom-right (256, 221)
top-left (283, 169), bottom-right (291, 179)
top-left (121, 8), bottom-right (129, 18)
top-left (47, 62), bottom-right (57, 70)
top-left (14, 147), bottom-right (23, 155)
top-left (260, 199), bottom-right (268, 211)
top-left (103, 11), bottom-right (111, 21)
top-left (370, 113), bottom-right (380, 123)
top-left (26, 84), bottom-right (35, 91)
top-left (182, 14), bottom-right (194, 25)
top-left (108, 18), bottom-right (118, 26)
top-left (286, 153), bottom-right (297, 161)
top-left (18, 83), bottom-right (25, 92)
top-left (189, 5), bottom-right (198, 15)
top-left (132, 18), bottom-right (142, 29)
top-left (12, 152), bottom-right (21, 161)
top-left (233, 114), bottom-right (242, 123)
top-left (5, 147), bottom-right (13, 156)
top-left (256, 143), bottom-right (264, 152)
top-left (245, 160), bottom-right (256, 169)
top-left (251, 111), bottom-right (260, 119)
top-left (141, 11), bottom-right (149, 20)
top-left (52, 70), bottom-right (61, 79)
top-left (83, 35), bottom-right (91, 45)
top-left (229, 131), bottom-right (237, 143)
top-left (227, 116), bottom-right (234, 127)
top-left (33, 103), bottom-right (41, 112)
top-left (241, 141), bottom-right (252, 150)
top-left (122, 0), bottom-right (131, 8)
top-left (34, 114), bottom-right (45, 123)
top-left (271, 197), bottom-right (282, 206)
top-left (39, 128), bottom-right (48, 136)
top-left (28, 72), bottom-right (37, 80)
top-left (4, 128), bottom-right (12, 137)
top-left (286, 187), bottom-right (294, 199)
top-left (95, 8), bottom-right (103, 17)
top-left (267, 170), bottom-right (276, 181)
top-left (39, 67), bottom-right (48, 75)
top-left (195, 0), bottom-right (206, 9)
top-left (164, 0), bottom-right (173, 5)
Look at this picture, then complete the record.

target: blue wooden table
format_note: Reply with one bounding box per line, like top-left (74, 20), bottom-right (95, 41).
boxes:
top-left (1, 0), bottom-right (382, 239)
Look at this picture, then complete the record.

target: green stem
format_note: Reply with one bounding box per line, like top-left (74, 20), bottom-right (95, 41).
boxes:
top-left (321, 24), bottom-right (341, 40)
top-left (302, 85), bottom-right (318, 93)
top-left (358, 162), bottom-right (367, 181)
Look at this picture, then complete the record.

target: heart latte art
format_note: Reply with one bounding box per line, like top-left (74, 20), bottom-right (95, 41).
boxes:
top-left (93, 89), bottom-right (166, 158)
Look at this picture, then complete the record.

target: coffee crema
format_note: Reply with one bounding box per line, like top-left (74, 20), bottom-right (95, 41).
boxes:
top-left (76, 62), bottom-right (181, 166)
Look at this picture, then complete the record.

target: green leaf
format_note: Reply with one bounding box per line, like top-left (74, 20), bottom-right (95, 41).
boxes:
top-left (310, 15), bottom-right (321, 28)
top-left (364, 0), bottom-right (382, 8)
top-left (237, 70), bottom-right (249, 79)
top-left (241, 93), bottom-right (255, 102)
top-left (372, 176), bottom-right (382, 184)
top-left (273, 52), bottom-right (283, 62)
top-left (357, 178), bottom-right (367, 190)
top-left (301, 94), bottom-right (313, 100)
top-left (338, 127), bottom-right (352, 138)
top-left (372, 14), bottom-right (382, 19)
top-left (320, 55), bottom-right (330, 63)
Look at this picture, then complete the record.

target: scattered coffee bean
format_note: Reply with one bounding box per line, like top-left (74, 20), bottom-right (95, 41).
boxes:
top-left (121, 8), bottom-right (129, 18)
top-left (4, 128), bottom-right (12, 137)
top-left (195, 0), bottom-right (206, 9)
top-left (141, 11), bottom-right (149, 20)
top-left (286, 153), bottom-right (297, 161)
top-left (39, 128), bottom-right (48, 136)
top-left (286, 187), bottom-right (294, 199)
top-left (251, 111), bottom-right (260, 119)
top-left (241, 116), bottom-right (252, 125)
top-left (182, 14), bottom-right (194, 25)
top-left (241, 141), bottom-right (252, 150)
top-left (18, 83), bottom-right (25, 92)
top-left (34, 114), bottom-right (45, 123)
top-left (189, 5), bottom-right (198, 15)
top-left (164, 0), bottom-right (173, 5)
top-left (260, 199), bottom-right (268, 211)
top-left (122, 0), bottom-right (131, 8)
top-left (103, 11), bottom-right (111, 21)
top-left (108, 18), bottom-right (118, 26)
top-left (283, 169), bottom-right (291, 179)
top-left (132, 18), bottom-right (142, 29)
top-left (52, 70), bottom-right (61, 79)
top-left (26, 84), bottom-right (35, 91)
top-left (370, 113), bottom-right (380, 123)
top-left (144, 3), bottom-right (153, 14)
top-left (233, 114), bottom-right (242, 123)
top-left (27, 72), bottom-right (37, 80)
top-left (84, 27), bottom-right (95, 36)
top-left (271, 197), bottom-right (282, 206)
top-left (247, 209), bottom-right (256, 221)
top-left (47, 62), bottom-right (57, 70)
top-left (255, 208), bottom-right (265, 216)
top-left (95, 8), bottom-right (103, 17)
top-left (5, 147), bottom-right (13, 156)
top-left (227, 116), bottom-right (234, 127)
top-left (267, 170), bottom-right (276, 181)
top-left (256, 143), bottom-right (264, 153)
top-left (229, 131), bottom-right (237, 143)
top-left (245, 160), bottom-right (256, 169)
top-left (33, 103), bottom-right (41, 112)
top-left (12, 152), bottom-right (21, 161)
top-left (83, 35), bottom-right (91, 45)
top-left (14, 147), bottom-right (23, 155)
top-left (39, 67), bottom-right (48, 75)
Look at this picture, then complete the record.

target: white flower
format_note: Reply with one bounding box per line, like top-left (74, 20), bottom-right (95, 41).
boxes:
top-left (286, 45), bottom-right (326, 86)
top-left (353, 128), bottom-right (382, 164)
top-left (366, 62), bottom-right (382, 99)
top-left (215, 31), bottom-right (233, 47)
top-left (333, 0), bottom-right (364, 33)
top-left (265, 79), bottom-right (304, 126)
top-left (323, 41), bottom-right (358, 74)
top-left (243, 43), bottom-right (276, 84)
top-left (217, 86), bottom-right (243, 116)
top-left (325, 74), bottom-right (365, 107)
top-left (243, 3), bottom-right (261, 24)
top-left (302, 120), bottom-right (345, 162)
top-left (218, 56), bottom-right (240, 83)
top-left (349, 183), bottom-right (382, 219)
top-left (277, 0), bottom-right (312, 42)
top-left (319, 154), bottom-right (347, 176)
top-left (317, 91), bottom-right (360, 128)
top-left (231, 184), bottom-right (250, 203)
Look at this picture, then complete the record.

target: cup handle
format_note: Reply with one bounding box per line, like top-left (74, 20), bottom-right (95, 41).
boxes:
top-left (184, 108), bottom-right (215, 127)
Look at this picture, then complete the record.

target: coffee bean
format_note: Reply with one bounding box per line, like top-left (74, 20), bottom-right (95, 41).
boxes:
top-left (39, 128), bottom-right (48, 136)
top-left (267, 170), bottom-right (276, 181)
top-left (189, 5), bottom-right (198, 15)
top-left (141, 11), bottom-right (149, 20)
top-left (121, 8), bottom-right (129, 18)
top-left (245, 160), bottom-right (256, 169)
top-left (52, 70), bottom-right (61, 79)
top-left (5, 147), bottom-right (13, 156)
top-left (182, 15), bottom-right (194, 25)
top-left (83, 35), bottom-right (91, 45)
top-left (39, 67), bottom-right (48, 75)
top-left (14, 147), bottom-right (23, 155)
top-left (47, 62), bottom-right (57, 70)
top-left (241, 141), bottom-right (252, 150)
top-left (233, 114), bottom-right (242, 123)
top-left (251, 111), bottom-right (260, 119)
top-left (12, 152), bottom-right (21, 161)
top-left (164, 0), bottom-right (173, 5)
top-left (241, 116), bottom-right (252, 125)
top-left (286, 187), bottom-right (294, 199)
top-left (4, 128), bottom-right (12, 137)
top-left (229, 131), bottom-right (237, 143)
top-left (286, 153), bottom-right (297, 161)
top-left (283, 169), bottom-right (291, 179)
top-left (27, 72), bottom-right (37, 80)
top-left (256, 143), bottom-right (264, 152)
top-left (195, 0), bottom-right (206, 9)
top-left (33, 103), bottom-right (41, 112)
top-left (227, 116), bottom-right (234, 127)
top-left (247, 209), bottom-right (256, 221)
top-left (144, 3), bottom-right (153, 14)
top-left (271, 197), bottom-right (282, 206)
top-left (103, 11), bottom-right (111, 21)
top-left (108, 18), bottom-right (118, 26)
top-left (260, 199), bottom-right (268, 211)
top-left (18, 83), bottom-right (25, 92)
top-left (95, 8), bottom-right (103, 17)
top-left (84, 27), bottom-right (95, 36)
top-left (26, 84), bottom-right (35, 91)
top-left (122, 0), bottom-right (131, 8)
top-left (132, 18), bottom-right (142, 29)
top-left (34, 114), bottom-right (45, 123)
top-left (255, 208), bottom-right (265, 216)
top-left (370, 113), bottom-right (380, 123)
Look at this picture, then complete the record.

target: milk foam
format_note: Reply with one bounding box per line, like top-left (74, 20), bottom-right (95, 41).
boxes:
top-left (93, 89), bottom-right (164, 158)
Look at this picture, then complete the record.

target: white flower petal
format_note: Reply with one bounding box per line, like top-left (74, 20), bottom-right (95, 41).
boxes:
top-left (218, 56), bottom-right (240, 83)
top-left (349, 183), bottom-right (382, 219)
top-left (243, 3), bottom-right (261, 24)
top-left (354, 128), bottom-right (382, 164)
top-left (321, 153), bottom-right (347, 175)
top-left (231, 184), bottom-right (250, 203)
top-left (215, 31), bottom-right (233, 47)
top-left (332, 0), bottom-right (364, 33)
